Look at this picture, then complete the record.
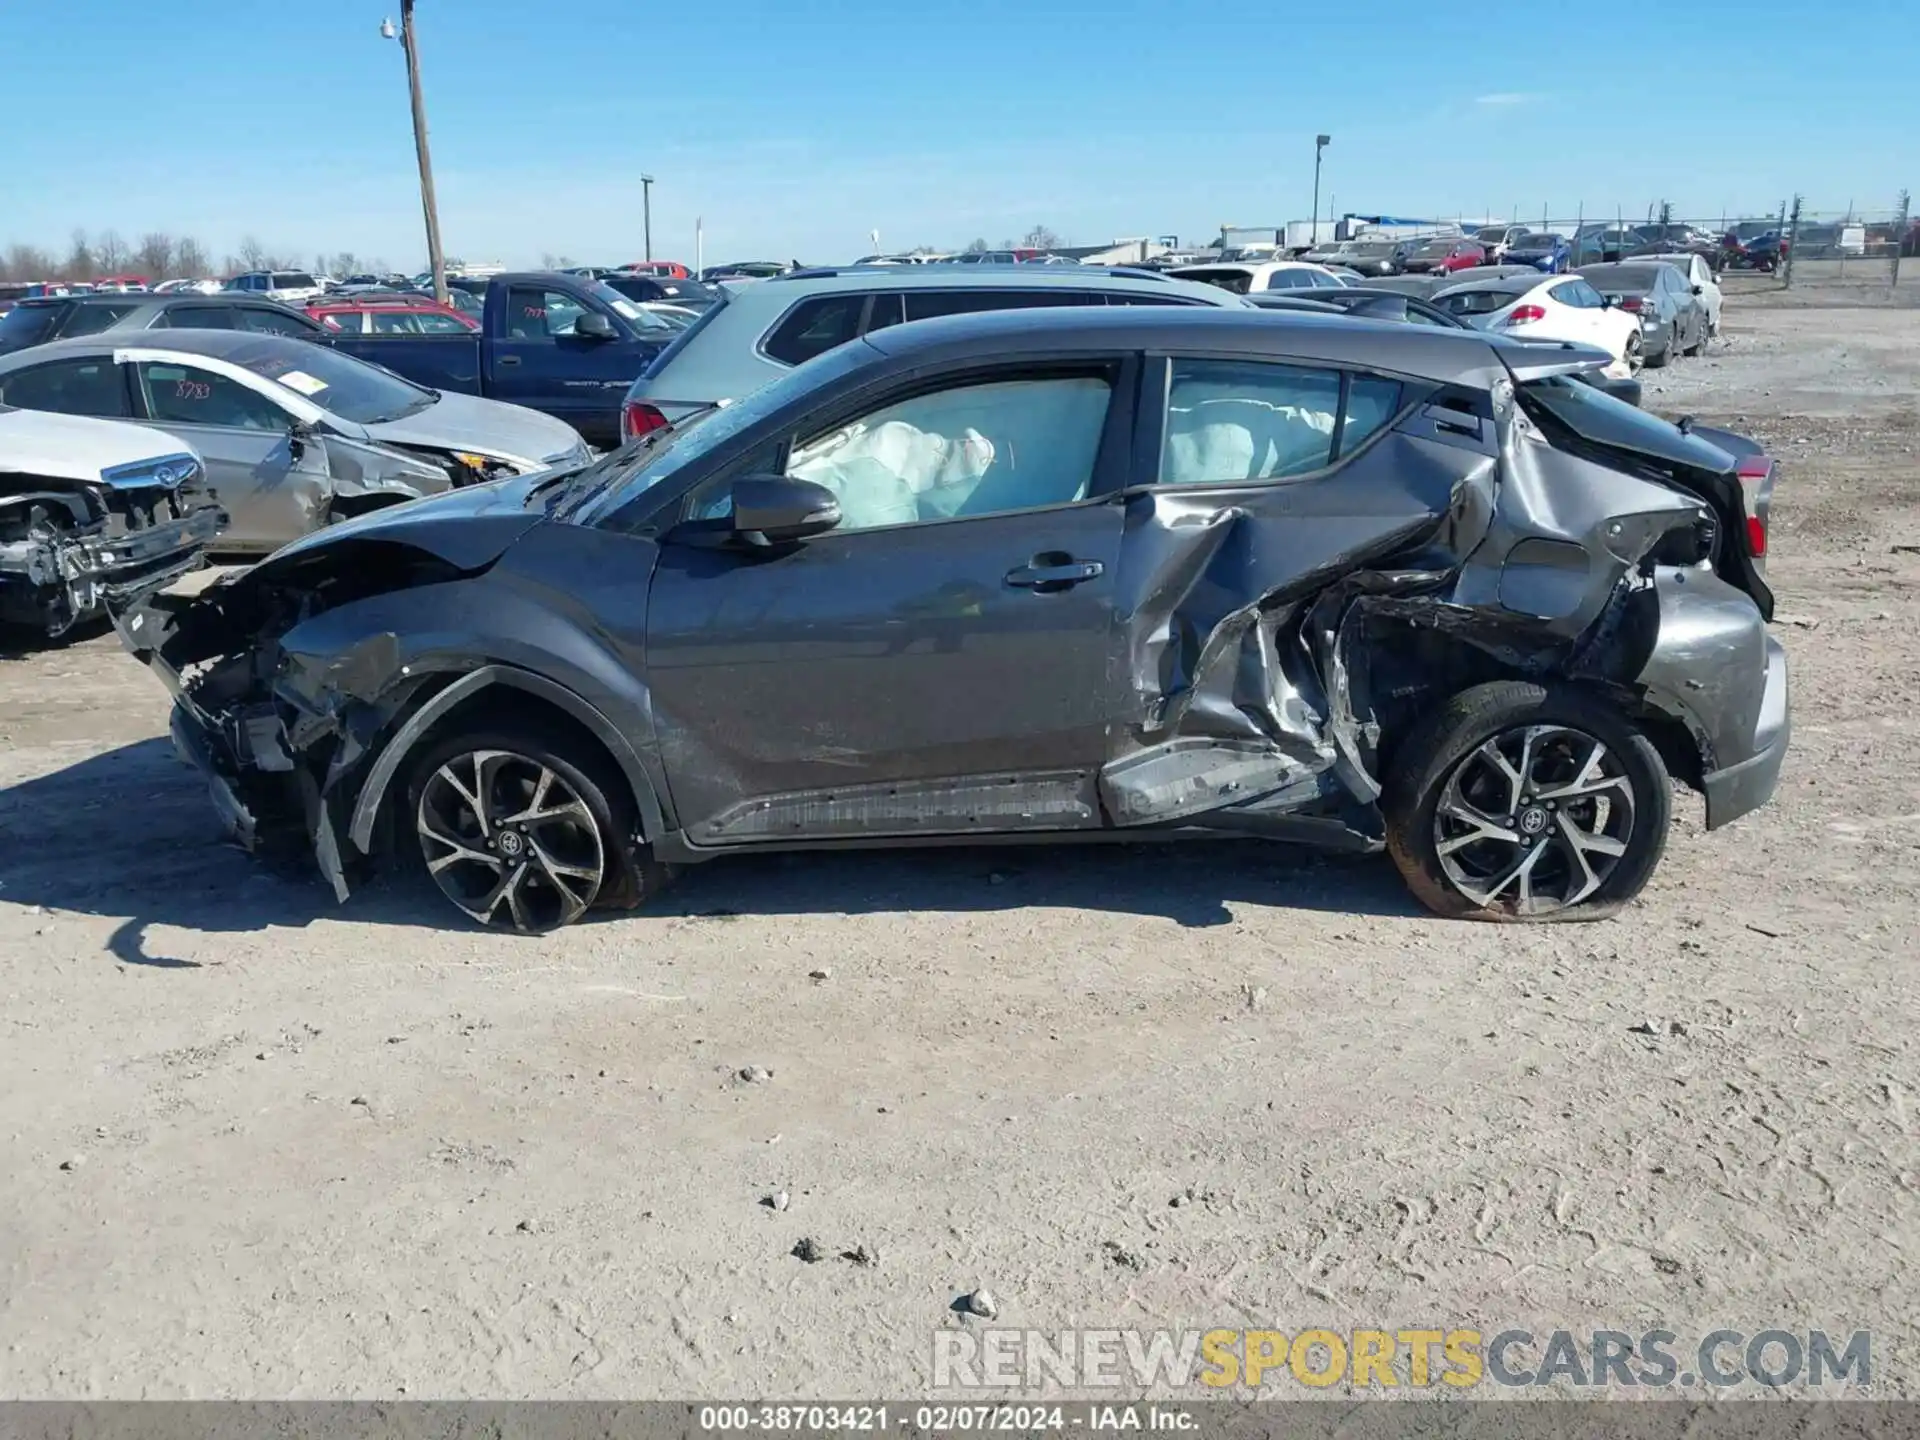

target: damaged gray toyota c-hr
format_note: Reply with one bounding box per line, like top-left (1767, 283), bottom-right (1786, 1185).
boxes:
top-left (114, 307), bottom-right (1789, 930)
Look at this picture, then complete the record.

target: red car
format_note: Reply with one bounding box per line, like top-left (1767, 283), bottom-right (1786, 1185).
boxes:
top-left (306, 296), bottom-right (478, 335)
top-left (622, 260), bottom-right (691, 279)
top-left (1402, 238), bottom-right (1487, 274)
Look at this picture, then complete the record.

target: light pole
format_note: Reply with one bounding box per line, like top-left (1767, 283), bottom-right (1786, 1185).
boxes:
top-left (1311, 133), bottom-right (1331, 247)
top-left (382, 3), bottom-right (447, 303)
top-left (640, 174), bottom-right (655, 262)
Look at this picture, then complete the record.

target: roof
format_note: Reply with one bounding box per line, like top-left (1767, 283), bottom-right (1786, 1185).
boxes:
top-left (855, 305), bottom-right (1513, 388)
top-left (765, 264), bottom-right (1181, 290)
top-left (11, 328), bottom-right (314, 365)
top-left (703, 266), bottom-right (1233, 313)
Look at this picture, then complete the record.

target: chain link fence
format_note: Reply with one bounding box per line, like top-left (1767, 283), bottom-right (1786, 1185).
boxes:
top-left (1419, 192), bottom-right (1915, 297)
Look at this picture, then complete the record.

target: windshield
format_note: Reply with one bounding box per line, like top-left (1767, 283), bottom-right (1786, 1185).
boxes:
top-left (1172, 267), bottom-right (1254, 295)
top-left (1475, 228), bottom-right (1509, 244)
top-left (602, 295), bottom-right (680, 336)
top-left (227, 337), bottom-right (437, 424)
top-left (1581, 265), bottom-right (1658, 292)
top-left (568, 341), bottom-right (876, 527)
top-left (1347, 242), bottom-right (1395, 257)
top-left (1435, 286), bottom-right (1529, 319)
top-left (1512, 233), bottom-right (1558, 248)
top-left (1413, 240), bottom-right (1453, 258)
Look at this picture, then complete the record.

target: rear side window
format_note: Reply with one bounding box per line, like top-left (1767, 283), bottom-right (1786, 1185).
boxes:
top-left (61, 303), bottom-right (141, 337)
top-left (0, 305), bottom-right (62, 347)
top-left (762, 294), bottom-right (865, 365)
top-left (160, 304), bottom-right (235, 329)
top-left (239, 307), bottom-right (319, 336)
top-left (1104, 293), bottom-right (1203, 306)
top-left (0, 357), bottom-right (130, 417)
top-left (1158, 360), bottom-right (1401, 487)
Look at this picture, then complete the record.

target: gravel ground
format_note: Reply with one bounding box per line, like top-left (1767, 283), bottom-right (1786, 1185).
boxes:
top-left (2, 297), bottom-right (1918, 1401)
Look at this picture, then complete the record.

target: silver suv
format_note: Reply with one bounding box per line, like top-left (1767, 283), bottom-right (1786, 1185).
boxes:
top-left (619, 265), bottom-right (1242, 439)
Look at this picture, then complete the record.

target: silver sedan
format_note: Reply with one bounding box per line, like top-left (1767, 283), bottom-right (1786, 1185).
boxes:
top-left (0, 330), bottom-right (590, 554)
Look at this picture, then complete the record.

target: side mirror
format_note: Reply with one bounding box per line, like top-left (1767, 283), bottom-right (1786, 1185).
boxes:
top-left (731, 475), bottom-right (840, 543)
top-left (1600, 294), bottom-right (1614, 309)
top-left (573, 310), bottom-right (618, 341)
top-left (1692, 284), bottom-right (1704, 295)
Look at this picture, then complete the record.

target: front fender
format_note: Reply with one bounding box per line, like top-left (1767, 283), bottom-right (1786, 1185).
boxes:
top-left (341, 663), bottom-right (667, 856)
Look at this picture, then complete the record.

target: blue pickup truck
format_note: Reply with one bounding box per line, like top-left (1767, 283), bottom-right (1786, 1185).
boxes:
top-left (330, 272), bottom-right (675, 448)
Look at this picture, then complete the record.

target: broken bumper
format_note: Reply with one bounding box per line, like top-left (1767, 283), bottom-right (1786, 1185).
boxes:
top-left (1, 505), bottom-right (224, 627)
top-left (168, 700), bottom-right (258, 850)
top-left (1701, 632), bottom-right (1789, 830)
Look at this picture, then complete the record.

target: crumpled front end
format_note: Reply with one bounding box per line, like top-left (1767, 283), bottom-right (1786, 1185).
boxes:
top-left (1, 453), bottom-right (224, 639)
top-left (114, 485), bottom-right (552, 896)
top-left (116, 539), bottom-right (496, 897)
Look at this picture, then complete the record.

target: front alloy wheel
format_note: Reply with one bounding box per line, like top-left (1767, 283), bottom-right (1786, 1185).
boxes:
top-left (1431, 726), bottom-right (1634, 916)
top-left (417, 749), bottom-right (607, 930)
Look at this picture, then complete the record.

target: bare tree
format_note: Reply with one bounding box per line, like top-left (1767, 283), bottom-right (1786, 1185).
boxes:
top-left (965, 238), bottom-right (989, 254)
top-left (135, 233), bottom-right (175, 279)
top-left (236, 235), bottom-right (269, 271)
top-left (65, 229), bottom-right (97, 282)
top-left (1022, 225), bottom-right (1061, 251)
top-left (175, 237), bottom-right (211, 278)
top-left (96, 229), bottom-right (129, 272)
top-left (2, 244), bottom-right (56, 282)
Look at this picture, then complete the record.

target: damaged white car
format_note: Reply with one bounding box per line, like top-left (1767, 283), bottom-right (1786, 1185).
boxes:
top-left (0, 405), bottom-right (223, 640)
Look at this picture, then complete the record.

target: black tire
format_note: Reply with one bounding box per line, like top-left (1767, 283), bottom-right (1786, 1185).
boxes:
top-left (1646, 326), bottom-right (1672, 368)
top-left (1383, 681), bottom-right (1672, 923)
top-left (403, 721), bottom-right (674, 932)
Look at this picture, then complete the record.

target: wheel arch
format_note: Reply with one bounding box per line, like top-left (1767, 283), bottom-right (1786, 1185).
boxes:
top-left (344, 664), bottom-right (667, 857)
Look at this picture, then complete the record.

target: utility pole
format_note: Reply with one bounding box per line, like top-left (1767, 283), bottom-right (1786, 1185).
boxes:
top-left (1311, 134), bottom-right (1331, 247)
top-left (641, 174), bottom-right (655, 262)
top-left (385, 3), bottom-right (447, 303)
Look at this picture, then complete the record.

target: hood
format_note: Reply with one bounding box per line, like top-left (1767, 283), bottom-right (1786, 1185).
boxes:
top-left (0, 406), bottom-right (193, 481)
top-left (362, 389), bottom-right (586, 469)
top-left (260, 468), bottom-right (555, 571)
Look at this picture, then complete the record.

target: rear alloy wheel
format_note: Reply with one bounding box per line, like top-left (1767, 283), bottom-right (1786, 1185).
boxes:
top-left (406, 726), bottom-right (668, 932)
top-left (1646, 325), bottom-right (1671, 368)
top-left (1623, 334), bottom-right (1644, 373)
top-left (1384, 682), bottom-right (1671, 921)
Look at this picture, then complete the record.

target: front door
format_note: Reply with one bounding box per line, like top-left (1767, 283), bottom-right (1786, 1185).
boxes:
top-left (645, 365), bottom-right (1130, 846)
top-left (131, 359), bottom-right (332, 552)
top-left (490, 283), bottom-right (640, 445)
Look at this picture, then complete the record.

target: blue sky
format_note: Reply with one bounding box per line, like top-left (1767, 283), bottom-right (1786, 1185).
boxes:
top-left (3, 0), bottom-right (1913, 270)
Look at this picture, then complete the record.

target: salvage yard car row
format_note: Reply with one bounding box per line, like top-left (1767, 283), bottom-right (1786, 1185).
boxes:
top-left (0, 258), bottom-right (1789, 936)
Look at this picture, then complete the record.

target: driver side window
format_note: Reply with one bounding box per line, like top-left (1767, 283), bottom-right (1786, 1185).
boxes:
top-left (505, 286), bottom-right (586, 339)
top-left (136, 362), bottom-right (289, 431)
top-left (779, 375), bottom-right (1113, 534)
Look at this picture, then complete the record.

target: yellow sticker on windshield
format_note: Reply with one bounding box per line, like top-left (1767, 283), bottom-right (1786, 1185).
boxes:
top-left (277, 370), bottom-right (329, 397)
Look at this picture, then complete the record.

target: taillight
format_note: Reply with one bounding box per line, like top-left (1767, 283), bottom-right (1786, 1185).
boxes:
top-left (1504, 304), bottom-right (1546, 326)
top-left (621, 400), bottom-right (667, 441)
top-left (1618, 296), bottom-right (1646, 313)
top-left (1736, 455), bottom-right (1773, 558)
